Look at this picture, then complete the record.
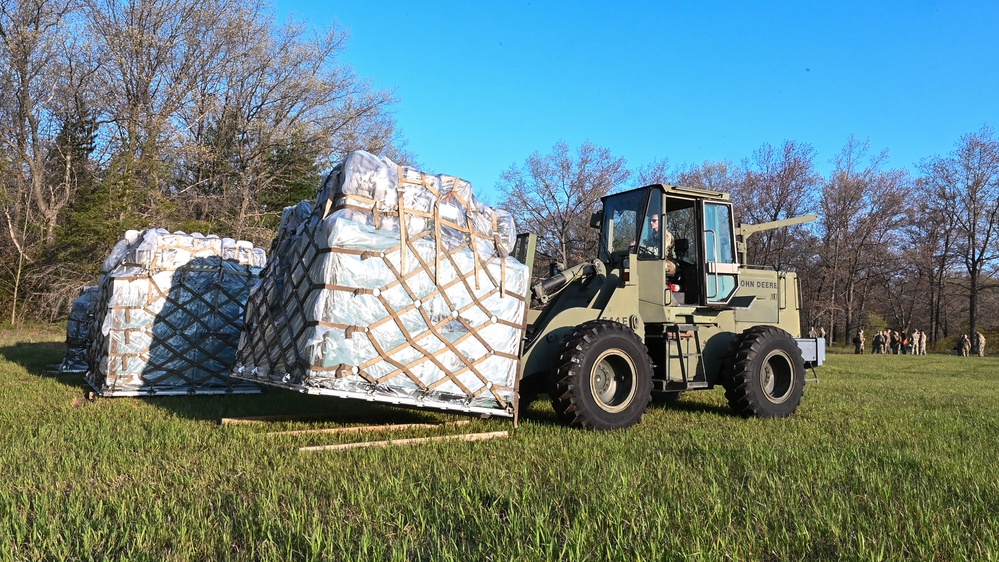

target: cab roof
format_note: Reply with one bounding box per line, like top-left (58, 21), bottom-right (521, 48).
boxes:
top-left (603, 184), bottom-right (731, 203)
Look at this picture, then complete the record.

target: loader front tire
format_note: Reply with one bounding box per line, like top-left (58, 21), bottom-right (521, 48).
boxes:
top-left (723, 326), bottom-right (805, 418)
top-left (550, 320), bottom-right (652, 430)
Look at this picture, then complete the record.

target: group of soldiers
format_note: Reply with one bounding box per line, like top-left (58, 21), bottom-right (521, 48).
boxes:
top-left (956, 332), bottom-right (987, 357)
top-left (844, 327), bottom-right (988, 356)
top-left (807, 326), bottom-right (827, 340)
top-left (849, 329), bottom-right (927, 355)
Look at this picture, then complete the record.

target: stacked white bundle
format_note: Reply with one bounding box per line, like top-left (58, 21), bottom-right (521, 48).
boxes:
top-left (86, 229), bottom-right (266, 396)
top-left (58, 285), bottom-right (98, 373)
top-left (234, 151), bottom-right (529, 416)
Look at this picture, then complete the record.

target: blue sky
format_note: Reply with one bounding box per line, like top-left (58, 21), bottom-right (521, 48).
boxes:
top-left (274, 1), bottom-right (999, 204)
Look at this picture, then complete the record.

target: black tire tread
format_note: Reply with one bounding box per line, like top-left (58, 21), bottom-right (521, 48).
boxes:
top-left (550, 320), bottom-right (653, 430)
top-left (723, 325), bottom-right (805, 418)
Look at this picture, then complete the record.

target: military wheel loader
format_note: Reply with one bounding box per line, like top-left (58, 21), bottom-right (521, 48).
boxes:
top-left (513, 184), bottom-right (825, 430)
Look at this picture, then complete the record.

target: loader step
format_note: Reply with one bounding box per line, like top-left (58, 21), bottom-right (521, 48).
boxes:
top-left (664, 323), bottom-right (706, 386)
top-left (651, 379), bottom-right (709, 392)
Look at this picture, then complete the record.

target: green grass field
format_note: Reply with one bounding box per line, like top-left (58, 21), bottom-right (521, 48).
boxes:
top-left (2, 327), bottom-right (998, 561)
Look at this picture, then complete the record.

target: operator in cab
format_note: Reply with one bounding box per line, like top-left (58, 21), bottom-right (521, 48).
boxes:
top-left (639, 212), bottom-right (672, 260)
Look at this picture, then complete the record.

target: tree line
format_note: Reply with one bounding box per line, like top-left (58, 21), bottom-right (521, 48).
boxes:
top-left (0, 0), bottom-right (409, 322)
top-left (499, 129), bottom-right (999, 348)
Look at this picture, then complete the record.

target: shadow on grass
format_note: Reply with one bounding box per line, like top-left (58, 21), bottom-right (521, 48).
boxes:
top-left (0, 341), bottom-right (66, 376)
top-left (147, 390), bottom-right (460, 426)
top-left (0, 341), bottom-right (96, 399)
top-left (656, 399), bottom-right (737, 417)
top-left (517, 403), bottom-right (562, 427)
top-left (0, 342), bottom-right (458, 427)
top-left (515, 392), bottom-right (738, 427)
top-left (2, 341), bottom-right (735, 428)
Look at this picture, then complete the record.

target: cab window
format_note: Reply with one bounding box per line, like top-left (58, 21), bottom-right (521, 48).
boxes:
top-left (637, 189), bottom-right (664, 260)
top-left (704, 202), bottom-right (738, 303)
top-left (598, 189), bottom-right (645, 261)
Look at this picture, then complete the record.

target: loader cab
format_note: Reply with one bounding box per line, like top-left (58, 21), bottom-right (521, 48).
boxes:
top-left (597, 185), bottom-right (740, 307)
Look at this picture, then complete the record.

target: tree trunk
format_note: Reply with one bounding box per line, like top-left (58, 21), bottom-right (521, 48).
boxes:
top-left (969, 261), bottom-right (979, 344)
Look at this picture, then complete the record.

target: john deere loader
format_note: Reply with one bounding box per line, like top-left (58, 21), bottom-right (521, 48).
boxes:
top-left (514, 184), bottom-right (825, 429)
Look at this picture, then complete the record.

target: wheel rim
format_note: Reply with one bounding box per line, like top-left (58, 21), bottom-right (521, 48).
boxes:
top-left (759, 349), bottom-right (794, 403)
top-left (589, 349), bottom-right (637, 413)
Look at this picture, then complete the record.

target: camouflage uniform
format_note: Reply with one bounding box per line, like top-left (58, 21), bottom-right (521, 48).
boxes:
top-left (872, 332), bottom-right (884, 354)
top-left (977, 331), bottom-right (986, 357)
top-left (919, 330), bottom-right (927, 355)
top-left (960, 334), bottom-right (971, 357)
top-left (889, 331), bottom-right (901, 355)
top-left (854, 330), bottom-right (865, 354)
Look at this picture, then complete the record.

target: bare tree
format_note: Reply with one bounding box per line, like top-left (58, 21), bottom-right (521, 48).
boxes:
top-left (732, 141), bottom-right (820, 269)
top-left (636, 157), bottom-right (739, 193)
top-left (906, 190), bottom-right (959, 342)
top-left (635, 157), bottom-right (675, 186)
top-left (920, 126), bottom-right (999, 342)
top-left (817, 136), bottom-right (910, 342)
top-left (78, 0), bottom-right (404, 244)
top-left (677, 160), bottom-right (740, 193)
top-left (880, 249), bottom-right (919, 332)
top-left (0, 0), bottom-right (97, 320)
top-left (499, 141), bottom-right (629, 272)
top-left (199, 18), bottom-right (398, 241)
top-left (85, 0), bottom-right (260, 223)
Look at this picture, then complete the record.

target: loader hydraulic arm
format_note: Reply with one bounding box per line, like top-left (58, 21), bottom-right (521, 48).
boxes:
top-left (531, 261), bottom-right (597, 305)
top-left (736, 214), bottom-right (817, 265)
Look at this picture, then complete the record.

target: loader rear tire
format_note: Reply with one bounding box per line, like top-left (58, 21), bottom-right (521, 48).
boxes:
top-left (723, 326), bottom-right (805, 418)
top-left (550, 320), bottom-right (653, 430)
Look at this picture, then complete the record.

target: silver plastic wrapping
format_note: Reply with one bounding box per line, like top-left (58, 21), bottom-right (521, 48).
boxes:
top-left (235, 151), bottom-right (529, 417)
top-left (326, 152), bottom-right (516, 257)
top-left (85, 230), bottom-right (266, 396)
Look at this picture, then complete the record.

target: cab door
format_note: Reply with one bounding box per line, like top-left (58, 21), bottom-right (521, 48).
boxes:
top-left (702, 201), bottom-right (739, 305)
top-left (636, 187), bottom-right (667, 306)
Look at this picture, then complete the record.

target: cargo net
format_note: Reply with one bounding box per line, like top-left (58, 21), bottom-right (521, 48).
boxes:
top-left (233, 150), bottom-right (530, 417)
top-left (85, 229), bottom-right (266, 396)
top-left (58, 285), bottom-right (98, 373)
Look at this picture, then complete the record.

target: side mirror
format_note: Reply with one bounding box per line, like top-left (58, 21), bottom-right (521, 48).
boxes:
top-left (589, 211), bottom-right (602, 229)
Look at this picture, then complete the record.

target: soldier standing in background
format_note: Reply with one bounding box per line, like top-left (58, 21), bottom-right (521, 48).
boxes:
top-left (889, 331), bottom-right (900, 354)
top-left (819, 327), bottom-right (826, 340)
top-left (872, 331), bottom-right (884, 354)
top-left (960, 334), bottom-right (972, 357)
top-left (854, 329), bottom-right (865, 354)
top-left (911, 329), bottom-right (921, 356)
top-left (809, 326), bottom-right (817, 338)
top-left (977, 331), bottom-right (986, 357)
top-left (919, 330), bottom-right (928, 355)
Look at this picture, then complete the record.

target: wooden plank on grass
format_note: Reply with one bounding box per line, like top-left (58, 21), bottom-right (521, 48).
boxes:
top-left (265, 420), bottom-right (470, 437)
top-left (220, 413), bottom-right (342, 425)
top-left (299, 431), bottom-right (509, 452)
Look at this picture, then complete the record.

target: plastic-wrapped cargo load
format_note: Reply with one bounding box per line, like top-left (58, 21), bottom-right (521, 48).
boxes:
top-left (58, 285), bottom-right (99, 373)
top-left (85, 229), bottom-right (266, 396)
top-left (234, 151), bottom-right (529, 417)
